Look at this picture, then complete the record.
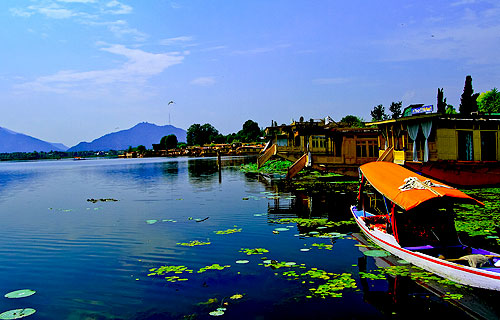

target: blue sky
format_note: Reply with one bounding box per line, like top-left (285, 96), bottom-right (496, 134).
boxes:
top-left (1, 0), bottom-right (500, 147)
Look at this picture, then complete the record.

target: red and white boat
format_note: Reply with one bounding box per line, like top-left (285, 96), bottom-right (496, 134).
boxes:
top-left (352, 161), bottom-right (500, 290)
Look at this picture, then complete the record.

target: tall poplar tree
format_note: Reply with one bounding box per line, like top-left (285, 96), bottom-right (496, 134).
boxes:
top-left (459, 75), bottom-right (479, 115)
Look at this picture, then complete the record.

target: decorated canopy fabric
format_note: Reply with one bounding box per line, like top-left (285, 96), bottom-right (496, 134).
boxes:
top-left (359, 162), bottom-right (483, 211)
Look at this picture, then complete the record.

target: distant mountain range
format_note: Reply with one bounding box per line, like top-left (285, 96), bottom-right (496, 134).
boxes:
top-left (0, 122), bottom-right (187, 154)
top-left (67, 122), bottom-right (187, 152)
top-left (0, 127), bottom-right (68, 153)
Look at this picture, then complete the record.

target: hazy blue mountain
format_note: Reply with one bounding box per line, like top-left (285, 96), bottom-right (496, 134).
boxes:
top-left (0, 127), bottom-right (68, 153)
top-left (68, 122), bottom-right (187, 152)
top-left (49, 142), bottom-right (69, 151)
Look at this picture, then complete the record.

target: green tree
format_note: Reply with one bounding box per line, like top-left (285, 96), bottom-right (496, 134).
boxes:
top-left (459, 75), bottom-right (479, 115)
top-left (389, 101), bottom-right (402, 119)
top-left (477, 88), bottom-right (500, 113)
top-left (186, 123), bottom-right (220, 146)
top-left (137, 145), bottom-right (146, 153)
top-left (437, 88), bottom-right (447, 113)
top-left (162, 134), bottom-right (178, 150)
top-left (445, 105), bottom-right (458, 114)
top-left (237, 120), bottom-right (262, 142)
top-left (340, 115), bottom-right (364, 127)
top-left (370, 104), bottom-right (389, 121)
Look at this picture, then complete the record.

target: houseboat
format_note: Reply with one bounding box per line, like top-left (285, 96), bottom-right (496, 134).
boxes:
top-left (259, 118), bottom-right (379, 178)
top-left (367, 106), bottom-right (500, 186)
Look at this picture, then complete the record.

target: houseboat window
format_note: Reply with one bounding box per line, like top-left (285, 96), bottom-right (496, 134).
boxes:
top-left (457, 131), bottom-right (473, 161)
top-left (333, 136), bottom-right (342, 157)
top-left (356, 141), bottom-right (366, 158)
top-left (356, 140), bottom-right (377, 158)
top-left (481, 131), bottom-right (497, 161)
top-left (277, 138), bottom-right (288, 147)
top-left (368, 141), bottom-right (376, 158)
top-left (312, 136), bottom-right (325, 148)
top-left (294, 135), bottom-right (301, 147)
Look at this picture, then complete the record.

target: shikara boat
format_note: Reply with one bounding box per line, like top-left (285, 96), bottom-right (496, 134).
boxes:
top-left (351, 161), bottom-right (500, 290)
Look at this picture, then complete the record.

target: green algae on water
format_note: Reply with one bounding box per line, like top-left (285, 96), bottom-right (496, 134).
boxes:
top-left (239, 248), bottom-right (269, 255)
top-left (177, 240), bottom-right (211, 247)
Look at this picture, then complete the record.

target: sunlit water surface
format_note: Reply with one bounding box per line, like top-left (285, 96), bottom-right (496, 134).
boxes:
top-left (0, 157), bottom-right (498, 319)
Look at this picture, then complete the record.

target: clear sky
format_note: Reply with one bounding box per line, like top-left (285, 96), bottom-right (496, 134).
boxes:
top-left (1, 0), bottom-right (500, 147)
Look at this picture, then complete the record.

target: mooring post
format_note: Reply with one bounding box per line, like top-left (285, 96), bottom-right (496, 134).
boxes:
top-left (217, 151), bottom-right (222, 183)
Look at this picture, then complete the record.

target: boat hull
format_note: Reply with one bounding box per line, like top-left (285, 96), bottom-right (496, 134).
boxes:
top-left (351, 205), bottom-right (500, 291)
top-left (405, 161), bottom-right (500, 186)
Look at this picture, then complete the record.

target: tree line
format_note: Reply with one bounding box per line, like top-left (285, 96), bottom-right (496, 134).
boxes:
top-left (369, 75), bottom-right (500, 121)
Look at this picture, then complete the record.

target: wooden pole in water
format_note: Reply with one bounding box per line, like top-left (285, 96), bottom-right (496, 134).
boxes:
top-left (217, 151), bottom-right (222, 183)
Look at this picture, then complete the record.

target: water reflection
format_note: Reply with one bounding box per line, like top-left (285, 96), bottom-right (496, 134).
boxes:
top-left (265, 188), bottom-right (356, 222)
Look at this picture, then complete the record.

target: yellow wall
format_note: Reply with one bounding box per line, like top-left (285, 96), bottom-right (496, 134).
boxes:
top-left (436, 128), bottom-right (457, 160)
top-left (473, 130), bottom-right (481, 161)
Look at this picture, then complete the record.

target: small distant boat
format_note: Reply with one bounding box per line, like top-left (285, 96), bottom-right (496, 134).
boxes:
top-left (73, 157), bottom-right (86, 160)
top-left (352, 161), bottom-right (500, 290)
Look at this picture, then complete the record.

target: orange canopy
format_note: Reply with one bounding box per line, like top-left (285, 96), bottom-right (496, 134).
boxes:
top-left (359, 162), bottom-right (483, 211)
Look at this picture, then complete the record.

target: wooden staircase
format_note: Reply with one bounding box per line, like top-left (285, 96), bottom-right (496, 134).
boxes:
top-left (257, 144), bottom-right (277, 168)
top-left (377, 147), bottom-right (394, 162)
top-left (286, 153), bottom-right (308, 179)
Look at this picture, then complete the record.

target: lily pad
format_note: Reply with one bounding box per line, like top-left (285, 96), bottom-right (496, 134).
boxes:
top-left (235, 260), bottom-right (250, 264)
top-left (146, 220), bottom-right (158, 224)
top-left (0, 308), bottom-right (36, 319)
top-left (309, 231), bottom-right (319, 235)
top-left (4, 290), bottom-right (36, 299)
top-left (363, 250), bottom-right (391, 257)
top-left (209, 310), bottom-right (224, 316)
top-left (274, 228), bottom-right (290, 232)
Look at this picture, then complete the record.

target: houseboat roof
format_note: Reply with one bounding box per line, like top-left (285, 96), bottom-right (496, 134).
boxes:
top-left (366, 113), bottom-right (500, 127)
top-left (359, 162), bottom-right (483, 211)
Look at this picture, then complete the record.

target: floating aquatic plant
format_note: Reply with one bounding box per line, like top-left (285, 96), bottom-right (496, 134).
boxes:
top-left (209, 309), bottom-right (225, 316)
top-left (197, 264), bottom-right (231, 273)
top-left (0, 308), bottom-right (36, 319)
top-left (198, 298), bottom-right (218, 305)
top-left (300, 268), bottom-right (333, 280)
top-left (214, 228), bottom-right (242, 235)
top-left (359, 272), bottom-right (386, 280)
top-left (4, 290), bottom-right (36, 299)
top-left (164, 276), bottom-right (189, 282)
top-left (377, 265), bottom-right (465, 289)
top-left (442, 292), bottom-right (463, 300)
top-left (148, 265), bottom-right (193, 277)
top-left (229, 294), bottom-right (243, 300)
top-left (312, 243), bottom-right (333, 250)
top-left (274, 228), bottom-right (290, 232)
top-left (146, 220), bottom-right (158, 224)
top-left (309, 273), bottom-right (357, 298)
top-left (235, 260), bottom-right (249, 264)
top-left (239, 248), bottom-right (269, 255)
top-left (362, 250), bottom-right (391, 257)
top-left (87, 198), bottom-right (118, 203)
top-left (177, 240), bottom-right (211, 247)
top-left (262, 260), bottom-right (299, 269)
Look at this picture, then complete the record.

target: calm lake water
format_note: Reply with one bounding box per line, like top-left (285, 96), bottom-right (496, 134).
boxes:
top-left (0, 157), bottom-right (499, 319)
